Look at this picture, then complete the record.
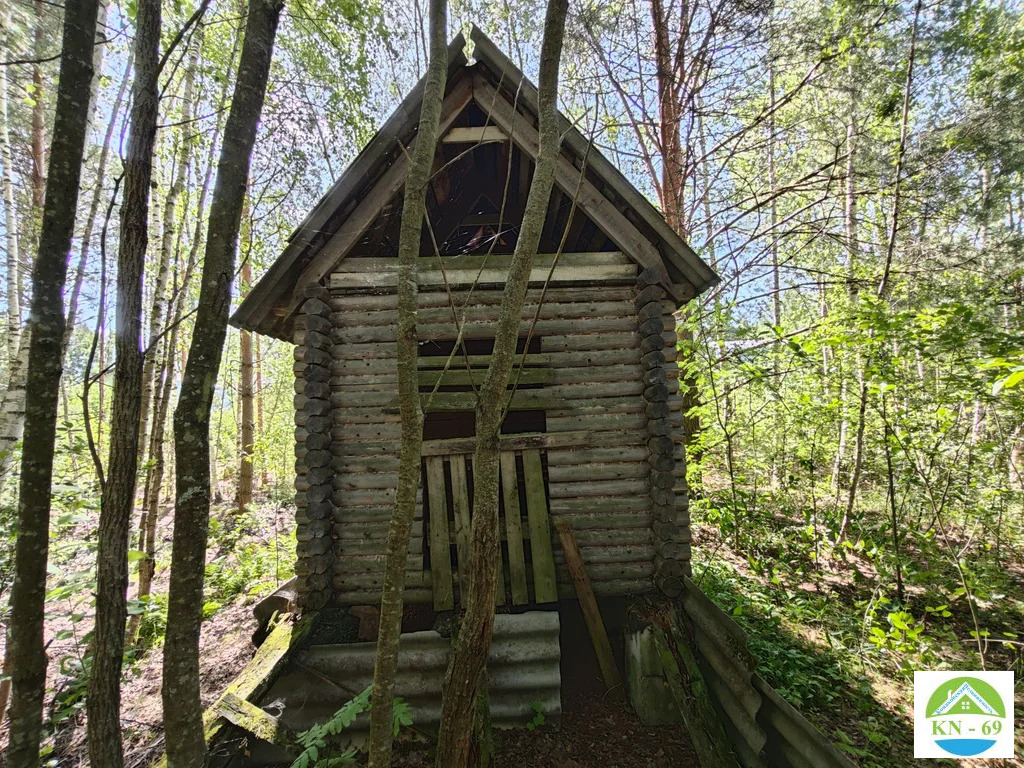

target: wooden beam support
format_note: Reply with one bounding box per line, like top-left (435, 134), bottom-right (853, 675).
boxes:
top-left (554, 520), bottom-right (622, 691)
top-left (450, 454), bottom-right (472, 597)
top-left (525, 449), bottom-right (558, 604)
top-left (153, 612), bottom-right (316, 767)
top-left (333, 251), bottom-right (630, 272)
top-left (410, 392), bottom-right (568, 412)
top-left (216, 693), bottom-right (299, 754)
top-left (331, 264), bottom-right (636, 290)
top-left (417, 352), bottom-right (551, 369)
top-left (652, 617), bottom-right (742, 768)
top-left (421, 429), bottom-right (595, 456)
top-left (443, 125), bottom-right (507, 143)
top-left (419, 367), bottom-right (551, 387)
top-left (426, 456), bottom-right (455, 610)
top-left (500, 451), bottom-right (529, 605)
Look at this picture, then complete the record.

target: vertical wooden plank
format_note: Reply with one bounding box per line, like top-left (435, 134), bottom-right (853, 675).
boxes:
top-left (522, 448), bottom-right (557, 603)
top-left (555, 520), bottom-right (622, 691)
top-left (426, 456), bottom-right (454, 610)
top-left (494, 513), bottom-right (507, 607)
top-left (450, 454), bottom-right (472, 598)
top-left (500, 451), bottom-right (529, 605)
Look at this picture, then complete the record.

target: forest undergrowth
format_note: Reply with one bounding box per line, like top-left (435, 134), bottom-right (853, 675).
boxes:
top-left (0, 488), bottom-right (295, 766)
top-left (690, 486), bottom-right (1024, 768)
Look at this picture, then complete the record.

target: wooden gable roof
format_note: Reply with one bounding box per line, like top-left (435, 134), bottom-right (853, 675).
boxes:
top-left (232, 26), bottom-right (719, 341)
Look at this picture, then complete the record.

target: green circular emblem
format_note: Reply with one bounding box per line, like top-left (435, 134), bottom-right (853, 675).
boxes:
top-left (925, 676), bottom-right (1007, 757)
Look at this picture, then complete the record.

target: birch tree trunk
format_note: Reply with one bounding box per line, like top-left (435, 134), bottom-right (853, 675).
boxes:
top-left (61, 0), bottom-right (110, 359)
top-left (435, 3), bottom-right (567, 764)
top-left (0, 5), bottom-right (18, 699)
top-left (87, 0), bottom-right (162, 763)
top-left (3, 0), bottom-right (101, 762)
top-left (1, 0), bottom-right (20, 365)
top-left (63, 52), bottom-right (133, 361)
top-left (139, 37), bottom-right (197, 453)
top-left (0, 339), bottom-right (28, 491)
top-left (365, 1), bottom-right (444, 762)
top-left (163, 2), bottom-right (283, 762)
top-left (129, 123), bottom-right (206, 644)
top-left (30, 0), bottom-right (46, 221)
top-left (0, 0), bottom-right (27, 490)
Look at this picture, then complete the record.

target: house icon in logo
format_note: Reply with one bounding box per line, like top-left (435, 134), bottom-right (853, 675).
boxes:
top-left (930, 681), bottom-right (1000, 717)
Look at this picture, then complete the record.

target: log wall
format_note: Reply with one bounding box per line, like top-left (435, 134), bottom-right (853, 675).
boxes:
top-left (297, 251), bottom-right (690, 606)
top-left (292, 285), bottom-right (337, 609)
top-left (633, 269), bottom-right (692, 597)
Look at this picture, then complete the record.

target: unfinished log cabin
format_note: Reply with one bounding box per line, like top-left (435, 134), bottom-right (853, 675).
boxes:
top-left (231, 27), bottom-right (718, 618)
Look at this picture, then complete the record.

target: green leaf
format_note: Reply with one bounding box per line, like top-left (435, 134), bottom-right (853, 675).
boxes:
top-left (993, 368), bottom-right (1024, 395)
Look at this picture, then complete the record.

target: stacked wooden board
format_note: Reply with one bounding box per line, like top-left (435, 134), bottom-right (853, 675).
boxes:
top-left (419, 445), bottom-right (559, 610)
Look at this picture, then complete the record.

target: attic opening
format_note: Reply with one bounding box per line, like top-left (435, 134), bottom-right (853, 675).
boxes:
top-left (343, 95), bottom-right (621, 261)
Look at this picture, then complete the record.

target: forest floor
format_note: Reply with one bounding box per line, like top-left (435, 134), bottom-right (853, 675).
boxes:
top-left (5, 487), bottom-right (1022, 767)
top-left (392, 688), bottom-right (697, 768)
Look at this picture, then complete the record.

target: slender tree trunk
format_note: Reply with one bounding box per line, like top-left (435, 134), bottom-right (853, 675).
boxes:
top-left (831, 59), bottom-right (858, 493)
top-left (128, 302), bottom-right (180, 644)
top-left (0, 0), bottom-right (27, 489)
top-left (435, 3), bottom-right (567, 765)
top-left (140, 38), bottom-right (197, 452)
top-left (881, 391), bottom-right (904, 601)
top-left (30, 0), bottom-right (46, 220)
top-left (4, 0), bottom-right (102, 762)
top-left (163, 1), bottom-right (282, 762)
top-left (63, 53), bottom-right (133, 361)
top-left (129, 148), bottom-right (205, 645)
top-left (651, 0), bottom-right (701, 487)
top-left (768, 52), bottom-right (782, 489)
top-left (237, 187), bottom-right (254, 512)
top-left (61, 0), bottom-right (111, 359)
top-left (1, 0), bottom-right (21, 365)
top-left (365, 1), bottom-right (445, 762)
top-left (87, 0), bottom-right (162, 763)
top-left (838, 0), bottom-right (921, 543)
top-left (0, 21), bottom-right (17, 686)
top-left (255, 333), bottom-right (267, 486)
top-left (0, 339), bottom-right (29, 490)
top-left (651, 0), bottom-right (682, 234)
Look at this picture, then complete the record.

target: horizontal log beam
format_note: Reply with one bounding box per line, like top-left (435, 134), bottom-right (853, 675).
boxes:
top-left (330, 263), bottom-right (637, 289)
top-left (442, 125), bottom-right (507, 143)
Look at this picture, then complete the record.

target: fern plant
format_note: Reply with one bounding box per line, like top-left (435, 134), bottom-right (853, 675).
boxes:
top-left (289, 685), bottom-right (414, 768)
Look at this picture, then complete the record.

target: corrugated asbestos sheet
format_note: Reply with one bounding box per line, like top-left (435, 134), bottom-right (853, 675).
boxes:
top-left (754, 675), bottom-right (856, 768)
top-left (257, 611), bottom-right (560, 750)
top-left (678, 578), bottom-right (856, 768)
top-left (680, 578), bottom-right (767, 767)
